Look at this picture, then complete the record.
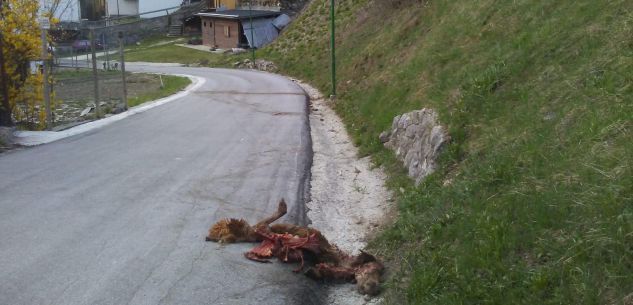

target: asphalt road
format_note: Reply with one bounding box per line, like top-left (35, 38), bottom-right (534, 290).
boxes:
top-left (0, 66), bottom-right (323, 305)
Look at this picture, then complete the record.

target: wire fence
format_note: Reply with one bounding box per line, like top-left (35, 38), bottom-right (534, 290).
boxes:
top-left (47, 29), bottom-right (128, 130)
top-left (10, 2), bottom-right (208, 130)
top-left (45, 10), bottom-right (186, 130)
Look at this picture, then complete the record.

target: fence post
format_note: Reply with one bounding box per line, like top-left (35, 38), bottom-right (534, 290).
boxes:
top-left (330, 0), bottom-right (336, 98)
top-left (118, 32), bottom-right (128, 110)
top-left (41, 26), bottom-right (52, 130)
top-left (89, 29), bottom-right (101, 118)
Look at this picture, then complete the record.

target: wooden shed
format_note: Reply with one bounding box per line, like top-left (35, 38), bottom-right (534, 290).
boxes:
top-left (197, 10), bottom-right (281, 49)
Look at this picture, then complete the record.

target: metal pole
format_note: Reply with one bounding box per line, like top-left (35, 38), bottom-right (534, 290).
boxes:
top-left (118, 32), bottom-right (128, 110)
top-left (70, 44), bottom-right (74, 67)
top-left (330, 0), bottom-right (336, 97)
top-left (249, 0), bottom-right (255, 62)
top-left (89, 29), bottom-right (100, 118)
top-left (41, 28), bottom-right (52, 130)
top-left (104, 19), bottom-right (110, 70)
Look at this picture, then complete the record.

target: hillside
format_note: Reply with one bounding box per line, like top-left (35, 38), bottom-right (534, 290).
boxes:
top-left (261, 0), bottom-right (632, 304)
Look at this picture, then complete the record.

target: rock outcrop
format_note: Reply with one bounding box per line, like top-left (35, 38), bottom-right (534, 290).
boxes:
top-left (380, 109), bottom-right (449, 185)
top-left (233, 59), bottom-right (279, 72)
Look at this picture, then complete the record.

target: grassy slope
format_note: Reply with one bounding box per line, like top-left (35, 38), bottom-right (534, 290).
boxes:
top-left (262, 0), bottom-right (632, 304)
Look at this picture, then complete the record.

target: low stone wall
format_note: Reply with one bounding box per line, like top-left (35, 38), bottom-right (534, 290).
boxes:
top-left (380, 109), bottom-right (450, 185)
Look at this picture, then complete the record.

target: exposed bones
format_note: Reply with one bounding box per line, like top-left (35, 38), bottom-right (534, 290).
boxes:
top-left (205, 199), bottom-right (384, 296)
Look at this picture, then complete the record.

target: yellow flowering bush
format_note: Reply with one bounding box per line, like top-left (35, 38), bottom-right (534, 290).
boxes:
top-left (0, 0), bottom-right (46, 129)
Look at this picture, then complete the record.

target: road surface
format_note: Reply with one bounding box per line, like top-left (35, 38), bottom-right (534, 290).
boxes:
top-left (0, 65), bottom-right (323, 305)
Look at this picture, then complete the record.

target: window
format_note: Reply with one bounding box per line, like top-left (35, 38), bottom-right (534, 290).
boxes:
top-left (224, 25), bottom-right (230, 37)
top-left (204, 21), bottom-right (207, 27)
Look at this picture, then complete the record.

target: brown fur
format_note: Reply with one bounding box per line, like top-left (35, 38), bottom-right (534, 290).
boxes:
top-left (206, 199), bottom-right (288, 243)
top-left (206, 218), bottom-right (256, 243)
top-left (354, 261), bottom-right (384, 296)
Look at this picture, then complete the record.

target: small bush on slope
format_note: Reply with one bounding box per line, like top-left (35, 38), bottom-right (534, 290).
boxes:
top-left (262, 1), bottom-right (632, 304)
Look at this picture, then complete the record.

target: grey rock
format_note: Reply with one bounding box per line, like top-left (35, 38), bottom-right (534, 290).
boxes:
top-left (382, 108), bottom-right (450, 185)
top-left (378, 131), bottom-right (390, 143)
top-left (0, 126), bottom-right (15, 145)
top-left (111, 105), bottom-right (127, 114)
top-left (79, 107), bottom-right (93, 117)
top-left (234, 59), bottom-right (278, 72)
top-left (543, 111), bottom-right (556, 121)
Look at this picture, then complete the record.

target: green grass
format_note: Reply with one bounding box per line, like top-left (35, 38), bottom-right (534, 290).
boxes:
top-left (261, 0), bottom-right (633, 304)
top-left (128, 74), bottom-right (191, 107)
top-left (122, 36), bottom-right (233, 66)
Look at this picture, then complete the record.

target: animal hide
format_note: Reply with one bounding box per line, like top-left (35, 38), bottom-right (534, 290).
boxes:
top-left (206, 199), bottom-right (384, 295)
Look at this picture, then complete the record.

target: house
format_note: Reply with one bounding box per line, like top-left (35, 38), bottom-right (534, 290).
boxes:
top-left (209, 0), bottom-right (236, 9)
top-left (79, 0), bottom-right (139, 20)
top-left (106, 0), bottom-right (139, 17)
top-left (197, 10), bottom-right (283, 49)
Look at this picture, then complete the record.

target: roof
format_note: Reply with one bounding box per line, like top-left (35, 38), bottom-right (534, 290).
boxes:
top-left (196, 10), bottom-right (281, 20)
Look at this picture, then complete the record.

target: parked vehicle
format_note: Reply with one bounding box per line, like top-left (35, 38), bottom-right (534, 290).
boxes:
top-left (72, 40), bottom-right (103, 52)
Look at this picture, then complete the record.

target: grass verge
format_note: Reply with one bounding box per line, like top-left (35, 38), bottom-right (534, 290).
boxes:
top-left (128, 74), bottom-right (191, 107)
top-left (261, 0), bottom-right (633, 304)
top-left (121, 36), bottom-right (233, 66)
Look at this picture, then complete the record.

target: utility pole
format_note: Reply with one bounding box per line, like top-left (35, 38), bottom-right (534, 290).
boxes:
top-left (118, 32), bottom-right (128, 110)
top-left (40, 17), bottom-right (52, 130)
top-left (89, 29), bottom-right (100, 118)
top-left (330, 0), bottom-right (336, 97)
top-left (249, 0), bottom-right (255, 62)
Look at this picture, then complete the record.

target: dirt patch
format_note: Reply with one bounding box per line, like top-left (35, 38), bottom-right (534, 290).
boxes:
top-left (50, 68), bottom-right (168, 128)
top-left (294, 80), bottom-right (394, 304)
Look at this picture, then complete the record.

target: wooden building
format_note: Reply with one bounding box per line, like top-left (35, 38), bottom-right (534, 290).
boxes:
top-left (210, 0), bottom-right (237, 9)
top-left (79, 0), bottom-right (139, 20)
top-left (198, 10), bottom-right (280, 49)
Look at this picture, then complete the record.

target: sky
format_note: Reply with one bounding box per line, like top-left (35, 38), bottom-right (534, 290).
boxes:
top-left (140, 0), bottom-right (182, 17)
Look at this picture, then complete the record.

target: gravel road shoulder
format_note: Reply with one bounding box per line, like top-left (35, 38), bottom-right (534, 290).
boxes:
top-left (294, 80), bottom-right (394, 305)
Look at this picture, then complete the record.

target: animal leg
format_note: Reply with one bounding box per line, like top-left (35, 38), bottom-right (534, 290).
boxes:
top-left (254, 198), bottom-right (287, 229)
top-left (304, 263), bottom-right (356, 283)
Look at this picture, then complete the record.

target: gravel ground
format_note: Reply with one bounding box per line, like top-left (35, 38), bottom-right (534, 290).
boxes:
top-left (294, 80), bottom-right (394, 305)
